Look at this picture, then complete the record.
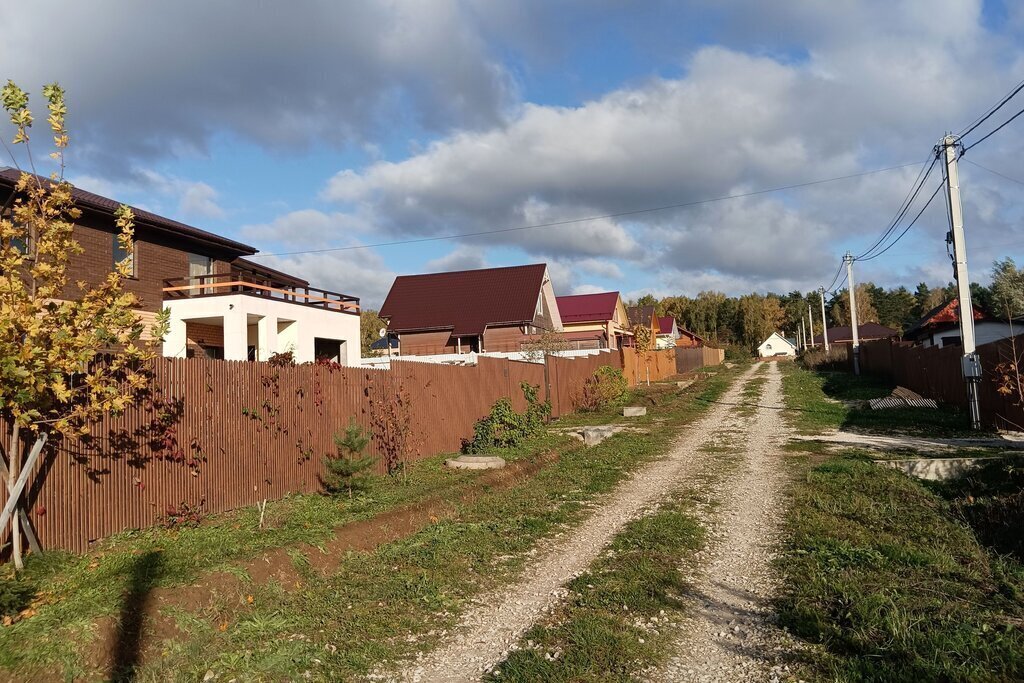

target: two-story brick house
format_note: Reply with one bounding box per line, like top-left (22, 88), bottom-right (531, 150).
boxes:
top-left (0, 168), bottom-right (360, 364)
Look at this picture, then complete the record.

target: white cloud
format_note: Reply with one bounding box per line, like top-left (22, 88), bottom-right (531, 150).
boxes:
top-left (425, 246), bottom-right (488, 272)
top-left (239, 209), bottom-right (371, 250)
top-left (0, 1), bottom-right (516, 173)
top-left (257, 249), bottom-right (396, 311)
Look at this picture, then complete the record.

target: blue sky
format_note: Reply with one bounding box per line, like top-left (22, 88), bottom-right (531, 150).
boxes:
top-left (3, 1), bottom-right (1024, 308)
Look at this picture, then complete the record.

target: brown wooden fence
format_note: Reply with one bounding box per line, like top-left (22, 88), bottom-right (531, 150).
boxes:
top-left (858, 338), bottom-right (1024, 430)
top-left (2, 351), bottom-right (622, 553)
top-left (675, 346), bottom-right (726, 374)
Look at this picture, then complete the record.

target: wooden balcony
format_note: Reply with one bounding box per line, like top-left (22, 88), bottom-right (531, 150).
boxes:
top-left (162, 272), bottom-right (360, 313)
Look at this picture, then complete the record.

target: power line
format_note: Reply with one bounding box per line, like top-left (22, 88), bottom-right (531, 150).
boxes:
top-left (857, 180), bottom-right (945, 261)
top-left (957, 77), bottom-right (1024, 140)
top-left (855, 154), bottom-right (938, 261)
top-left (249, 162), bottom-right (921, 258)
top-left (962, 104), bottom-right (1024, 154)
top-left (963, 158), bottom-right (1024, 186)
top-left (823, 260), bottom-right (844, 292)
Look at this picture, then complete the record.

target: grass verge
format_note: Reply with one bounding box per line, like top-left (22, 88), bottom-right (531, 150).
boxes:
top-left (0, 363), bottom-right (747, 680)
top-left (781, 363), bottom-right (977, 436)
top-left (778, 362), bottom-right (1024, 681)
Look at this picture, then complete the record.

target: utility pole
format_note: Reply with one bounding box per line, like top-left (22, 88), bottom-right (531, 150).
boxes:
top-left (799, 318), bottom-right (805, 351)
top-left (845, 251), bottom-right (860, 375)
top-left (819, 287), bottom-right (830, 352)
top-left (939, 134), bottom-right (982, 429)
top-left (807, 303), bottom-right (815, 349)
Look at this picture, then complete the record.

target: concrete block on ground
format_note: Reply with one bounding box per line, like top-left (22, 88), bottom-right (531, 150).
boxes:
top-left (582, 426), bottom-right (617, 446)
top-left (622, 406), bottom-right (647, 417)
top-left (444, 455), bottom-right (506, 470)
top-left (676, 380), bottom-right (694, 389)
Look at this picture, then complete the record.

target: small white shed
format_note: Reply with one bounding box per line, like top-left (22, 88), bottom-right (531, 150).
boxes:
top-left (757, 332), bottom-right (796, 358)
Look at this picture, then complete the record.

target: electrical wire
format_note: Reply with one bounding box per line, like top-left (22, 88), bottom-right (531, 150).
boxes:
top-left (962, 104), bottom-right (1024, 154)
top-left (823, 260), bottom-right (845, 292)
top-left (857, 180), bottom-right (945, 261)
top-left (963, 158), bottom-right (1024, 186)
top-left (248, 161), bottom-right (921, 258)
top-left (855, 154), bottom-right (938, 261)
top-left (957, 77), bottom-right (1024, 140)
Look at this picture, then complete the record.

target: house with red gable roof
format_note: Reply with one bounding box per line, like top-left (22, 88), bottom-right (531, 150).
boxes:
top-left (379, 264), bottom-right (562, 356)
top-left (555, 291), bottom-right (632, 350)
top-left (903, 298), bottom-right (1018, 348)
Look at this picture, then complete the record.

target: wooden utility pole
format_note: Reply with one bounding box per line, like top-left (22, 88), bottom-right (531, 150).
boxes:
top-left (938, 135), bottom-right (982, 429)
top-left (845, 251), bottom-right (860, 375)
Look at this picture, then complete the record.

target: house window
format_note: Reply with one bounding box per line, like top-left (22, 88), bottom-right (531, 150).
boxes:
top-left (113, 234), bottom-right (136, 277)
top-left (536, 293), bottom-right (544, 317)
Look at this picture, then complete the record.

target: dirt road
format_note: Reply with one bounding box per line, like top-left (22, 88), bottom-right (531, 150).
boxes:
top-left (655, 360), bottom-right (796, 682)
top-left (394, 364), bottom-right (765, 683)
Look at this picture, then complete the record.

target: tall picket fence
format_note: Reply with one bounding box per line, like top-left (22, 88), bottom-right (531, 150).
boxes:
top-left (858, 337), bottom-right (1024, 430)
top-left (2, 351), bottom-right (624, 553)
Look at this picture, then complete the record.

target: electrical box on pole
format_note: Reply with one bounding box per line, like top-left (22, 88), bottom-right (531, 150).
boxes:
top-left (845, 252), bottom-right (860, 375)
top-left (819, 287), bottom-right (830, 352)
top-left (938, 134), bottom-right (982, 429)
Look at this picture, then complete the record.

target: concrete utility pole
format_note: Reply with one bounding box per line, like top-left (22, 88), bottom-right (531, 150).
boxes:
top-left (799, 318), bottom-right (805, 351)
top-left (807, 303), bottom-right (815, 349)
top-left (939, 134), bottom-right (982, 429)
top-left (845, 251), bottom-right (860, 375)
top-left (819, 287), bottom-right (830, 352)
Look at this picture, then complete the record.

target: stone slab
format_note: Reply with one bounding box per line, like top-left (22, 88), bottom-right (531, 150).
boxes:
top-left (444, 455), bottom-right (507, 470)
top-left (878, 457), bottom-right (998, 481)
top-left (622, 406), bottom-right (647, 417)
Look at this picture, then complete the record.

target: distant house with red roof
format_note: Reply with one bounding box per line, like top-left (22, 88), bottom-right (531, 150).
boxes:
top-left (555, 291), bottom-right (632, 349)
top-left (656, 316), bottom-right (707, 349)
top-left (811, 322), bottom-right (897, 346)
top-left (379, 264), bottom-right (562, 356)
top-left (903, 298), bottom-right (1017, 348)
top-left (625, 305), bottom-right (659, 348)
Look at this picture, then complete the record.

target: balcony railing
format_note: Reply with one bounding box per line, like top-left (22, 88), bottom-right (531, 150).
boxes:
top-left (162, 272), bottom-right (360, 313)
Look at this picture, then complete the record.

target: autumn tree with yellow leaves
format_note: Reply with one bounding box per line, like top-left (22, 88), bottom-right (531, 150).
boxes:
top-left (0, 81), bottom-right (167, 568)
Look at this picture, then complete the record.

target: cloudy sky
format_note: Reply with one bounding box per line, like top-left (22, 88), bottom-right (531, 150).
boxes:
top-left (3, 1), bottom-right (1024, 307)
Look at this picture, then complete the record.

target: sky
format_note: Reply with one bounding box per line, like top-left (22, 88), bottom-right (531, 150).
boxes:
top-left (2, 0), bottom-right (1024, 309)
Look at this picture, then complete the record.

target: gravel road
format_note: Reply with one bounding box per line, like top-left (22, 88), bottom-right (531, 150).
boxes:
top-left (391, 364), bottom-right (762, 683)
top-left (654, 360), bottom-right (797, 683)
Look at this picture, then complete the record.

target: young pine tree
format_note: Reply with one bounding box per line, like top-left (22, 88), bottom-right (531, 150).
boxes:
top-left (324, 418), bottom-right (376, 498)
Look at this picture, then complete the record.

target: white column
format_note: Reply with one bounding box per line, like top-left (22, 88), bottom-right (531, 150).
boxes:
top-left (256, 315), bottom-right (277, 361)
top-left (162, 312), bottom-right (188, 358)
top-left (223, 307), bottom-right (248, 361)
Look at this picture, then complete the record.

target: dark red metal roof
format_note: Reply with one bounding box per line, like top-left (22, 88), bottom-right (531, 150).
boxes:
top-left (812, 322), bottom-right (898, 345)
top-left (556, 292), bottom-right (620, 323)
top-left (0, 167), bottom-right (256, 256)
top-left (380, 264), bottom-right (548, 335)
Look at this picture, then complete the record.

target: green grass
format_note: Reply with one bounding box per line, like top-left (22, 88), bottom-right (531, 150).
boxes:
top-left (776, 452), bottom-right (1024, 682)
top-left (0, 364), bottom-right (748, 680)
top-left (781, 364), bottom-right (978, 436)
top-left (483, 495), bottom-right (703, 682)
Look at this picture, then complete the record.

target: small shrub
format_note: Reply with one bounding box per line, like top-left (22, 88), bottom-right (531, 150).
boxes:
top-left (799, 345), bottom-right (849, 371)
top-left (324, 418), bottom-right (377, 498)
top-left (463, 382), bottom-right (550, 454)
top-left (0, 576), bottom-right (36, 618)
top-left (159, 500), bottom-right (205, 529)
top-left (577, 365), bottom-right (628, 411)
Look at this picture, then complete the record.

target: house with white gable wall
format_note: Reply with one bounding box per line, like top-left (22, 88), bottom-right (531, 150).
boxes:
top-left (757, 332), bottom-right (796, 358)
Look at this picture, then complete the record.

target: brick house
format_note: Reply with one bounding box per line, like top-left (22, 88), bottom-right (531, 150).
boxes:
top-left (555, 291), bottom-right (632, 350)
top-left (379, 264), bottom-right (562, 355)
top-left (0, 168), bottom-right (360, 363)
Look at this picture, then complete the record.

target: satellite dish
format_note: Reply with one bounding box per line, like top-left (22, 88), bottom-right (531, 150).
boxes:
top-left (378, 327), bottom-right (387, 338)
